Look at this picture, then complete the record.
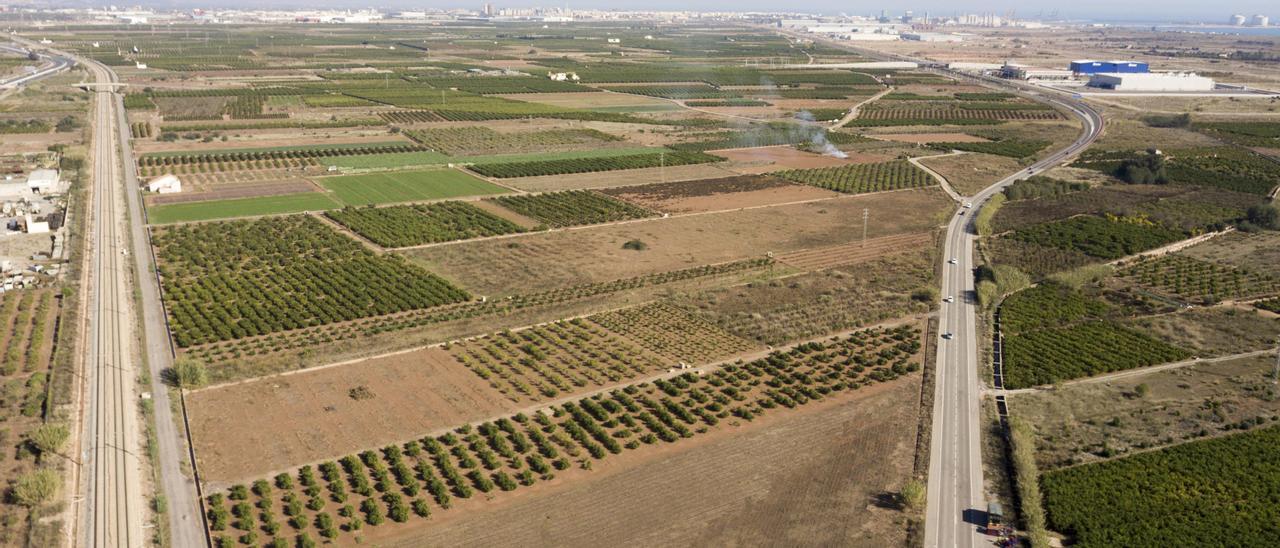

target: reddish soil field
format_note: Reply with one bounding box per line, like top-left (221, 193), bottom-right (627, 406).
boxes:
top-left (710, 145), bottom-right (852, 169)
top-left (187, 347), bottom-right (514, 486)
top-left (498, 163), bottom-right (742, 192)
top-left (145, 179), bottom-right (319, 205)
top-left (370, 372), bottom-right (923, 547)
top-left (777, 231), bottom-right (936, 271)
top-left (870, 133), bottom-right (990, 144)
top-left (600, 174), bottom-right (840, 213)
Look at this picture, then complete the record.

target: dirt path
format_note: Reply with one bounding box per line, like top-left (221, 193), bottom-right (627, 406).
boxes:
top-left (995, 348), bottom-right (1278, 396)
top-left (831, 86), bottom-right (895, 130)
top-left (1106, 228), bottom-right (1234, 266)
top-left (908, 151), bottom-right (967, 202)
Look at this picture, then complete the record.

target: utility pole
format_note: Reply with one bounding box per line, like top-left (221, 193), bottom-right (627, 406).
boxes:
top-left (1273, 336), bottom-right (1279, 387)
top-left (660, 151), bottom-right (665, 184)
top-left (862, 208), bottom-right (869, 247)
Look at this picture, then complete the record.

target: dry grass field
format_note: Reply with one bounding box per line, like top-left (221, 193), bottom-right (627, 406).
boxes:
top-left (1011, 354), bottom-right (1279, 470)
top-left (407, 188), bottom-right (952, 296)
top-left (917, 152), bottom-right (1025, 196)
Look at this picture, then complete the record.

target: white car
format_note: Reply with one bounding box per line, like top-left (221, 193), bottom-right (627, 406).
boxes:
top-left (963, 202), bottom-right (973, 209)
top-left (943, 296), bottom-right (955, 303)
top-left (941, 332), bottom-right (954, 340)
top-left (948, 258), bottom-right (958, 265)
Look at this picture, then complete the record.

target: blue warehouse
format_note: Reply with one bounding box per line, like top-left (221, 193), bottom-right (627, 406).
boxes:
top-left (1070, 60), bottom-right (1149, 74)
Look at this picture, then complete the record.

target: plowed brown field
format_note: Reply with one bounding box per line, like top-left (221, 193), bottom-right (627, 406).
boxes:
top-left (777, 231), bottom-right (935, 271)
top-left (188, 346), bottom-right (512, 485)
top-left (601, 174), bottom-right (839, 213)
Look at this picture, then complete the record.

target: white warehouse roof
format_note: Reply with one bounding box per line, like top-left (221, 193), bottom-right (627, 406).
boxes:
top-left (1088, 72), bottom-right (1215, 92)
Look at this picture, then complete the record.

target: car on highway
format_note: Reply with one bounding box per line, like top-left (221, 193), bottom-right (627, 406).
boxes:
top-left (957, 210), bottom-right (964, 216)
top-left (941, 332), bottom-right (953, 340)
top-left (948, 258), bottom-right (958, 264)
top-left (943, 296), bottom-right (954, 303)
top-left (963, 202), bottom-right (973, 208)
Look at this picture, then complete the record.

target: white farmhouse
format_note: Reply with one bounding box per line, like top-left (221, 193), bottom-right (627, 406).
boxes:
top-left (147, 174), bottom-right (182, 194)
top-left (26, 169), bottom-right (59, 194)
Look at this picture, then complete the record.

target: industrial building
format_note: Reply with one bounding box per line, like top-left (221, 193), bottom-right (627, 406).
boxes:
top-left (901, 32), bottom-right (963, 42)
top-left (1001, 63), bottom-right (1073, 81)
top-left (1070, 60), bottom-right (1149, 75)
top-left (1087, 72), bottom-right (1215, 92)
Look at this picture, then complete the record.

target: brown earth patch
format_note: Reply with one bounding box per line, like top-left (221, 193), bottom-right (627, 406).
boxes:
top-left (498, 163), bottom-right (743, 192)
top-left (870, 133), bottom-right (990, 144)
top-left (600, 174), bottom-right (840, 214)
top-left (406, 188), bottom-right (952, 296)
top-left (145, 179), bottom-right (318, 205)
top-left (187, 347), bottom-right (513, 485)
top-left (371, 373), bottom-right (922, 548)
top-left (710, 145), bottom-right (853, 170)
top-left (776, 231), bottom-right (935, 271)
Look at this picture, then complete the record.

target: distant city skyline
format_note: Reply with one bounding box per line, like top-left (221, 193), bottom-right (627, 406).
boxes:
top-left (61, 1), bottom-right (1276, 23)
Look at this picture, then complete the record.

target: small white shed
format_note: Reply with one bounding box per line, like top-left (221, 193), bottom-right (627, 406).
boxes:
top-left (148, 174), bottom-right (182, 194)
top-left (26, 169), bottom-right (59, 194)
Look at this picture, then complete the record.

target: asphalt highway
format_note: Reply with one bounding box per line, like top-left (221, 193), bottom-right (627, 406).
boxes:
top-left (923, 95), bottom-right (1103, 548)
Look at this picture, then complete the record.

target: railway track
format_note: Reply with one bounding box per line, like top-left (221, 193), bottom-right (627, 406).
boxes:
top-left (84, 59), bottom-right (146, 547)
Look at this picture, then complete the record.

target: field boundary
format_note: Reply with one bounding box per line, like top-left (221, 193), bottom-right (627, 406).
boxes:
top-left (198, 314), bottom-right (928, 489)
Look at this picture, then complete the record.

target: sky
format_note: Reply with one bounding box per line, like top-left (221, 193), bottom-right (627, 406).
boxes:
top-left (108, 1), bottom-right (1275, 23)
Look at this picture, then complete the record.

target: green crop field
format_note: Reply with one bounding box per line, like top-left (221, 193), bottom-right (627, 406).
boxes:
top-left (320, 151), bottom-right (452, 170)
top-left (147, 193), bottom-right (341, 224)
top-left (319, 169), bottom-right (509, 205)
top-left (1043, 425), bottom-right (1280, 547)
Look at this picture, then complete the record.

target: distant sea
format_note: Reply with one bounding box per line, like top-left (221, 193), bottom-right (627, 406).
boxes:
top-left (1114, 23), bottom-right (1280, 37)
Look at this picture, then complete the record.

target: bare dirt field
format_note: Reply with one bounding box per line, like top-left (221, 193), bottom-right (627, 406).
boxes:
top-left (1011, 354), bottom-right (1279, 470)
top-left (373, 374), bottom-right (923, 548)
top-left (188, 347), bottom-right (513, 485)
top-left (145, 179), bottom-right (318, 205)
top-left (406, 188), bottom-right (952, 296)
top-left (497, 163), bottom-right (743, 192)
top-left (710, 145), bottom-right (891, 173)
top-left (869, 133), bottom-right (989, 144)
top-left (599, 174), bottom-right (839, 214)
top-left (776, 231), bottom-right (934, 271)
top-left (917, 152), bottom-right (1025, 196)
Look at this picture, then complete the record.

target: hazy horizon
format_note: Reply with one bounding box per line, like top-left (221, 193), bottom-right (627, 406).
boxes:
top-left (59, 1), bottom-right (1279, 24)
